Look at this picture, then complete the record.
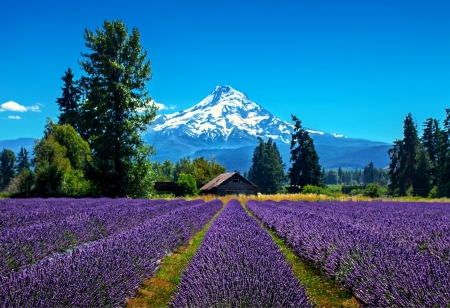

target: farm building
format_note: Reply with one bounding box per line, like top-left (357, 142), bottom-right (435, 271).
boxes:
top-left (200, 172), bottom-right (259, 195)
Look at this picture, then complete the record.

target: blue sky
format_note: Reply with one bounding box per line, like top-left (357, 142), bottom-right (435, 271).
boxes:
top-left (1, 0), bottom-right (449, 143)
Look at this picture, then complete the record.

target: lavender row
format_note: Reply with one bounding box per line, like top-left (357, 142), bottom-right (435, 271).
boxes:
top-left (0, 198), bottom-right (169, 231)
top-left (247, 200), bottom-right (450, 307)
top-left (0, 199), bottom-right (202, 276)
top-left (274, 200), bottom-right (450, 262)
top-left (170, 199), bottom-right (313, 308)
top-left (0, 199), bottom-right (223, 308)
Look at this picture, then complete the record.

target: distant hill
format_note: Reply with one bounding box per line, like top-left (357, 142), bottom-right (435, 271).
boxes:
top-left (0, 138), bottom-right (35, 154)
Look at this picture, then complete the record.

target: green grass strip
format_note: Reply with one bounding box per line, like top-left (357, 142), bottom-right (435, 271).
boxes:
top-left (242, 202), bottom-right (361, 308)
top-left (127, 204), bottom-right (225, 308)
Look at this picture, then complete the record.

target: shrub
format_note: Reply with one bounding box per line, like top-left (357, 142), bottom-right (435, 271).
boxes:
top-left (177, 173), bottom-right (198, 196)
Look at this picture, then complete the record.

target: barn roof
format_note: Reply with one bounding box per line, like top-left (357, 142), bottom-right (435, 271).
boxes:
top-left (200, 172), bottom-right (258, 191)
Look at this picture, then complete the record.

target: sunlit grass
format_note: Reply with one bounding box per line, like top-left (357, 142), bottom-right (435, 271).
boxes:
top-left (126, 205), bottom-right (224, 308)
top-left (242, 201), bottom-right (362, 308)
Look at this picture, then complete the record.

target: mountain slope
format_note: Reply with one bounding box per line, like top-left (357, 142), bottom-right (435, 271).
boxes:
top-left (144, 85), bottom-right (391, 170)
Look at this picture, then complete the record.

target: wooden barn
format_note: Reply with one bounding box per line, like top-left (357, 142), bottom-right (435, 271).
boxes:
top-left (200, 172), bottom-right (259, 196)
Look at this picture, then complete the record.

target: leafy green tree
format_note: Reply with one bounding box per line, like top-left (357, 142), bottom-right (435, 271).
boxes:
top-left (248, 138), bottom-right (285, 194)
top-left (0, 148), bottom-right (16, 189)
top-left (288, 115), bottom-right (322, 188)
top-left (152, 159), bottom-right (175, 182)
top-left (34, 135), bottom-right (72, 196)
top-left (56, 68), bottom-right (81, 128)
top-left (173, 156), bottom-right (225, 188)
top-left (78, 20), bottom-right (157, 197)
top-left (16, 147), bottom-right (31, 174)
top-left (17, 169), bottom-right (34, 197)
top-left (177, 173), bottom-right (198, 196)
top-left (34, 121), bottom-right (92, 197)
top-left (363, 182), bottom-right (382, 198)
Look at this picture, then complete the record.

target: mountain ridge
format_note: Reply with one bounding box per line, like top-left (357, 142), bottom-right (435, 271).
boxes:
top-left (144, 85), bottom-right (391, 171)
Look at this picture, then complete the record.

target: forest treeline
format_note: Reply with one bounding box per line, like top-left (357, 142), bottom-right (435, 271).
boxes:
top-left (388, 111), bottom-right (450, 198)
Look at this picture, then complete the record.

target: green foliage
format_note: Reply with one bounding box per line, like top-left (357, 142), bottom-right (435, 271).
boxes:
top-left (78, 20), bottom-right (157, 197)
top-left (428, 186), bottom-right (439, 199)
top-left (388, 111), bottom-right (450, 198)
top-left (363, 182), bottom-right (382, 198)
top-left (289, 115), bottom-right (322, 188)
top-left (388, 114), bottom-right (419, 196)
top-left (16, 169), bottom-right (35, 197)
top-left (152, 159), bottom-right (175, 182)
top-left (56, 67), bottom-right (81, 128)
top-left (173, 156), bottom-right (226, 188)
top-left (0, 148), bottom-right (16, 189)
top-left (127, 144), bottom-right (156, 198)
top-left (301, 184), bottom-right (332, 196)
top-left (34, 121), bottom-right (92, 197)
top-left (177, 173), bottom-right (198, 196)
top-left (248, 138), bottom-right (285, 194)
top-left (16, 147), bottom-right (31, 174)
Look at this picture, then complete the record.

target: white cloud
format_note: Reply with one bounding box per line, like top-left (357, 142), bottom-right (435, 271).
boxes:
top-left (0, 101), bottom-right (41, 112)
top-left (27, 105), bottom-right (41, 112)
top-left (8, 115), bottom-right (21, 120)
top-left (154, 102), bottom-right (176, 110)
top-left (137, 100), bottom-right (176, 113)
top-left (1, 101), bottom-right (27, 112)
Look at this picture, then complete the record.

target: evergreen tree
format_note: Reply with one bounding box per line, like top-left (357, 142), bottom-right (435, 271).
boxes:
top-left (0, 148), bottom-right (16, 189)
top-left (421, 118), bottom-right (443, 187)
top-left (16, 146), bottom-right (31, 173)
top-left (337, 167), bottom-right (343, 184)
top-left (363, 162), bottom-right (375, 184)
top-left (388, 113), bottom-right (420, 196)
top-left (248, 138), bottom-right (284, 194)
top-left (438, 109), bottom-right (450, 196)
top-left (288, 115), bottom-right (322, 188)
top-left (325, 170), bottom-right (339, 184)
top-left (388, 140), bottom-right (403, 195)
top-left (402, 113), bottom-right (420, 191)
top-left (412, 145), bottom-right (432, 197)
top-left (56, 68), bottom-right (81, 128)
top-left (78, 20), bottom-right (157, 197)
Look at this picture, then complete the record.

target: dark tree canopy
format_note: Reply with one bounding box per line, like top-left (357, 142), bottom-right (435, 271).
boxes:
top-left (248, 137), bottom-right (285, 194)
top-left (78, 20), bottom-right (157, 197)
top-left (56, 68), bottom-right (81, 128)
top-left (16, 146), bottom-right (31, 174)
top-left (288, 115), bottom-right (322, 188)
top-left (0, 148), bottom-right (16, 188)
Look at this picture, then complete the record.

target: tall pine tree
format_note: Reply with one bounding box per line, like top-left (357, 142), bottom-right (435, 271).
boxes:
top-left (78, 20), bottom-right (157, 197)
top-left (56, 68), bottom-right (81, 129)
top-left (288, 115), bottom-right (322, 188)
top-left (16, 146), bottom-right (31, 174)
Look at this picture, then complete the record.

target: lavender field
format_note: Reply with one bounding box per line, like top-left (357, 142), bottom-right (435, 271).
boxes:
top-left (2, 198), bottom-right (450, 307)
top-left (0, 198), bottom-right (222, 307)
top-left (247, 200), bottom-right (450, 307)
top-left (171, 199), bottom-right (313, 307)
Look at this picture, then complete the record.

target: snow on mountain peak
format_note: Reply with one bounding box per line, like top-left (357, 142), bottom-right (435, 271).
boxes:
top-left (149, 85), bottom-right (344, 144)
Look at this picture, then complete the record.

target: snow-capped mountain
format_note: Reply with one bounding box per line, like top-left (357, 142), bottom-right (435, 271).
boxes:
top-left (144, 85), bottom-right (390, 171)
top-left (148, 85), bottom-right (344, 145)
